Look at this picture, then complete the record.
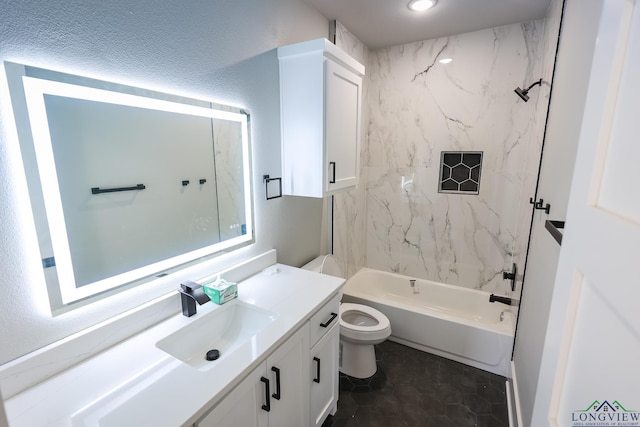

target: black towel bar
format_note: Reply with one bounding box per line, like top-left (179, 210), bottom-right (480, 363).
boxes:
top-left (91, 184), bottom-right (145, 194)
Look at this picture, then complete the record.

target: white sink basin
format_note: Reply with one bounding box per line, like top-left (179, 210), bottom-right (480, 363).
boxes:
top-left (156, 300), bottom-right (278, 370)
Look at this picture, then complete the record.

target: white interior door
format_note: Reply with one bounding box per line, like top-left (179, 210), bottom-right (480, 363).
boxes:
top-left (533, 0), bottom-right (640, 426)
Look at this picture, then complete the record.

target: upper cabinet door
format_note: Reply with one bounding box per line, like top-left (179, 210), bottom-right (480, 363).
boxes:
top-left (324, 59), bottom-right (362, 193)
top-left (278, 38), bottom-right (365, 198)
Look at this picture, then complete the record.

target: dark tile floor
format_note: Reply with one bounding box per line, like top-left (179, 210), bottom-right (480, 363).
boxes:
top-left (323, 340), bottom-right (509, 427)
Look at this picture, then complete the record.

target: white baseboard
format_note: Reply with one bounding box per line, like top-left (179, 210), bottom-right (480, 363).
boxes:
top-left (506, 380), bottom-right (516, 427)
top-left (508, 361), bottom-right (525, 427)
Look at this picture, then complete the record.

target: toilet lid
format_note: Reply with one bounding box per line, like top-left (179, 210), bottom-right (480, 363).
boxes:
top-left (340, 303), bottom-right (391, 332)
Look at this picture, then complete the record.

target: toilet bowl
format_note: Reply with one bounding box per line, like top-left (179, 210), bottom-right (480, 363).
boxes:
top-left (339, 303), bottom-right (391, 378)
top-left (301, 255), bottom-right (391, 379)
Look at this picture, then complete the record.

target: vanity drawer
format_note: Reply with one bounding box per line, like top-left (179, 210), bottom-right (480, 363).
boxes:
top-left (309, 294), bottom-right (340, 347)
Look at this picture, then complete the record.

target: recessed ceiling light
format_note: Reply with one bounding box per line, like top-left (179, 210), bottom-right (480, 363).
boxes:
top-left (439, 58), bottom-right (453, 64)
top-left (408, 0), bottom-right (437, 12)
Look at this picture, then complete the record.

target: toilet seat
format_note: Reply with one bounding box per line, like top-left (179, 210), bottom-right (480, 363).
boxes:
top-left (339, 303), bottom-right (391, 342)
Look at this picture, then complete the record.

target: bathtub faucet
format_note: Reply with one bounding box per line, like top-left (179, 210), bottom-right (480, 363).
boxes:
top-left (489, 294), bottom-right (513, 305)
top-left (409, 279), bottom-right (420, 294)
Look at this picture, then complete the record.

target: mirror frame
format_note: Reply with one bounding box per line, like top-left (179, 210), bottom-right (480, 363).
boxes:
top-left (5, 62), bottom-right (254, 313)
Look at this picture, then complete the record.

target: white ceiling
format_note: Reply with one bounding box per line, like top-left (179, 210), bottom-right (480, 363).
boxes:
top-left (305, 0), bottom-right (551, 49)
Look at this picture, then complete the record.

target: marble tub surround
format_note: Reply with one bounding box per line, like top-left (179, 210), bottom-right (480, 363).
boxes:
top-left (364, 21), bottom-right (547, 294)
top-left (3, 261), bottom-right (344, 427)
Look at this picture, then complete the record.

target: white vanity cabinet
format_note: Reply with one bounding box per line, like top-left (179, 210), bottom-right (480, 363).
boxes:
top-left (195, 324), bottom-right (310, 427)
top-left (194, 294), bottom-right (342, 427)
top-left (278, 38), bottom-right (365, 198)
top-left (308, 294), bottom-right (341, 427)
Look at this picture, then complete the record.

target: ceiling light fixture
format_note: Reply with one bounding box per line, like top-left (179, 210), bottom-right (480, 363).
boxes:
top-left (439, 58), bottom-right (453, 64)
top-left (408, 0), bottom-right (437, 12)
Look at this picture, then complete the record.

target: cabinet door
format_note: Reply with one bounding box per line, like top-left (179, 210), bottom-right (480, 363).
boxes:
top-left (195, 362), bottom-right (268, 427)
top-left (310, 322), bottom-right (340, 427)
top-left (267, 324), bottom-right (310, 427)
top-left (324, 59), bottom-right (362, 193)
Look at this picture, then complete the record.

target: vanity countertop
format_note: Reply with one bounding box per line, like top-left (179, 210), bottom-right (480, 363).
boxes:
top-left (4, 263), bottom-right (344, 427)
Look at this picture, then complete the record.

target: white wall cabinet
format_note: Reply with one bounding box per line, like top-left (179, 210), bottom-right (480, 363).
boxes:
top-left (278, 38), bottom-right (365, 198)
top-left (195, 324), bottom-right (310, 427)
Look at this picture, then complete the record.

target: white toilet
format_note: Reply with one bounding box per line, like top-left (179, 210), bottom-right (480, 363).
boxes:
top-left (302, 255), bottom-right (391, 379)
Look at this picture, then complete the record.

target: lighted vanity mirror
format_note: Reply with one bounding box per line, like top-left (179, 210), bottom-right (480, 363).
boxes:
top-left (5, 62), bottom-right (254, 313)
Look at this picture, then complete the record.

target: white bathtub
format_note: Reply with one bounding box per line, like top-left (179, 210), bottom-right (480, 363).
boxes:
top-left (341, 268), bottom-right (515, 376)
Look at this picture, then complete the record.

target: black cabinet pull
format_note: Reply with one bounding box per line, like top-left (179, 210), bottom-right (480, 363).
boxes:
top-left (329, 162), bottom-right (336, 184)
top-left (260, 377), bottom-right (270, 412)
top-left (320, 312), bottom-right (338, 328)
top-left (313, 357), bottom-right (321, 384)
top-left (271, 366), bottom-right (281, 400)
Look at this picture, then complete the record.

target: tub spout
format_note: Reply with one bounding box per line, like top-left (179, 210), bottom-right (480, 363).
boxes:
top-left (489, 294), bottom-right (513, 305)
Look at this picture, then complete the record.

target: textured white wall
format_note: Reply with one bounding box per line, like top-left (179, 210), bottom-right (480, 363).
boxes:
top-left (0, 0), bottom-right (328, 364)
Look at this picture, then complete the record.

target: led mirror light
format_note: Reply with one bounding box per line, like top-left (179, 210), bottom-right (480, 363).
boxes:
top-left (408, 0), bottom-right (437, 12)
top-left (5, 62), bottom-right (255, 315)
top-left (23, 77), bottom-right (253, 304)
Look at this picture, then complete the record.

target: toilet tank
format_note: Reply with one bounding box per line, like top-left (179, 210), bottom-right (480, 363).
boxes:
top-left (301, 254), bottom-right (343, 278)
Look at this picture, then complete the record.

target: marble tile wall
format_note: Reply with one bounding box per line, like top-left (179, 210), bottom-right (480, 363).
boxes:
top-left (364, 22), bottom-right (547, 294)
top-left (332, 16), bottom-right (560, 295)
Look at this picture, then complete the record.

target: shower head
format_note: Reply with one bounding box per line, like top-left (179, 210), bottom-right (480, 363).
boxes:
top-left (514, 78), bottom-right (543, 102)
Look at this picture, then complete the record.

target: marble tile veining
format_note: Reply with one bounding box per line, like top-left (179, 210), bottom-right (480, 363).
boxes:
top-left (365, 22), bottom-right (547, 294)
top-left (332, 17), bottom-right (560, 297)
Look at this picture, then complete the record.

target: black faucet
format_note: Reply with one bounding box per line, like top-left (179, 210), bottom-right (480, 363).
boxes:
top-left (179, 281), bottom-right (210, 317)
top-left (489, 294), bottom-right (513, 305)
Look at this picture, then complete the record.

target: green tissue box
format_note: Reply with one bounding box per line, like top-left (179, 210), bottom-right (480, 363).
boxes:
top-left (203, 277), bottom-right (238, 305)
